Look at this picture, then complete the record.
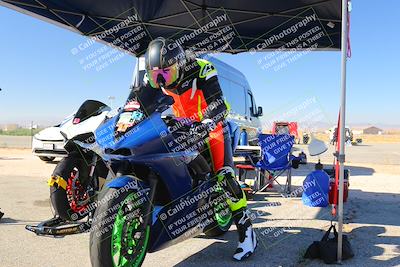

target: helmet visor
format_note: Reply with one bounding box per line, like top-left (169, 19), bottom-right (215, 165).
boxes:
top-left (147, 63), bottom-right (179, 88)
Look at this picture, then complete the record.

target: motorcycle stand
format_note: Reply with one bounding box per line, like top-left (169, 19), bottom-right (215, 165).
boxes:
top-left (25, 215), bottom-right (91, 237)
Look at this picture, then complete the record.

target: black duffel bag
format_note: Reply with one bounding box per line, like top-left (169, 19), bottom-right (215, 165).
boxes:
top-left (304, 224), bottom-right (354, 264)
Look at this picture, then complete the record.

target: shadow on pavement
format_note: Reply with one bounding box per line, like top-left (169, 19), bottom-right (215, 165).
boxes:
top-left (0, 216), bottom-right (41, 225)
top-left (343, 189), bottom-right (400, 226)
top-left (293, 163), bottom-right (375, 176)
top-left (174, 223), bottom-right (399, 267)
top-left (172, 226), bottom-right (339, 267)
top-left (348, 225), bottom-right (400, 267)
top-left (0, 217), bottom-right (20, 223)
top-left (174, 186), bottom-right (399, 266)
top-left (45, 160), bottom-right (60, 165)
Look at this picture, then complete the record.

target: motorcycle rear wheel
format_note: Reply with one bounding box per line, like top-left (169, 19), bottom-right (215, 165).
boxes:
top-left (50, 155), bottom-right (90, 221)
top-left (203, 189), bottom-right (233, 237)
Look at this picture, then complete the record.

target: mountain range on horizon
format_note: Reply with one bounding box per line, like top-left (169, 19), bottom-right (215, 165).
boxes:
top-left (1, 119), bottom-right (400, 131)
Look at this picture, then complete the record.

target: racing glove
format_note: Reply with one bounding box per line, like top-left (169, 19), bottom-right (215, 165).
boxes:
top-left (201, 118), bottom-right (216, 132)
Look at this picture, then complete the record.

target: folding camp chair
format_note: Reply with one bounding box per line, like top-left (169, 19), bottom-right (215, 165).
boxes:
top-left (254, 134), bottom-right (299, 194)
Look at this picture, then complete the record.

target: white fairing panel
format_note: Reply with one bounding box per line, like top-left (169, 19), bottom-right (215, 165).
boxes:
top-left (61, 109), bottom-right (110, 139)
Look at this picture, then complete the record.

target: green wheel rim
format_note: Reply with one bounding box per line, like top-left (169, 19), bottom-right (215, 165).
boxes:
top-left (111, 193), bottom-right (150, 267)
top-left (213, 184), bottom-right (232, 228)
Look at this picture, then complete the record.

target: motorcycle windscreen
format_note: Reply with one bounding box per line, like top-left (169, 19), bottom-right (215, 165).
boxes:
top-left (73, 100), bottom-right (108, 124)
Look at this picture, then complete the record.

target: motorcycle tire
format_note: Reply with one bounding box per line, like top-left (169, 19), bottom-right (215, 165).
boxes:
top-left (49, 154), bottom-right (90, 221)
top-left (203, 191), bottom-right (233, 237)
top-left (90, 186), bottom-right (151, 267)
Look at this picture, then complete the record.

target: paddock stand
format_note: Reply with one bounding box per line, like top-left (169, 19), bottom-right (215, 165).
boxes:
top-left (25, 215), bottom-right (92, 237)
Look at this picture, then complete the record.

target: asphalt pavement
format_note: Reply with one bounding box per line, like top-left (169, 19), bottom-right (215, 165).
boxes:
top-left (0, 145), bottom-right (399, 267)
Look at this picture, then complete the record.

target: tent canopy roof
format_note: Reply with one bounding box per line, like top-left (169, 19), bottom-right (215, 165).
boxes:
top-left (1, 0), bottom-right (342, 55)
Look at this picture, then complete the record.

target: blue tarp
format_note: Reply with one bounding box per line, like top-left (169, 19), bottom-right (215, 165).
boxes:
top-left (302, 170), bottom-right (330, 207)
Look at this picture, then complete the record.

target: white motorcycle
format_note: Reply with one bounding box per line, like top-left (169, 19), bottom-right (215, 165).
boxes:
top-left (32, 100), bottom-right (111, 161)
top-left (27, 100), bottom-right (113, 236)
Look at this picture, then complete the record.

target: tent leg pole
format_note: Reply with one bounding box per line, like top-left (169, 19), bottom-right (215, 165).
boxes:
top-left (338, 0), bottom-right (349, 263)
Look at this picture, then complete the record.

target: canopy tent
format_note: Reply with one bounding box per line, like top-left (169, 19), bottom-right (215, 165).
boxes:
top-left (0, 0), bottom-right (343, 54)
top-left (0, 0), bottom-right (350, 262)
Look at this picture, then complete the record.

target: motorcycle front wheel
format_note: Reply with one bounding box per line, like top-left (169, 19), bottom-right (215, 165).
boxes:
top-left (90, 186), bottom-right (151, 267)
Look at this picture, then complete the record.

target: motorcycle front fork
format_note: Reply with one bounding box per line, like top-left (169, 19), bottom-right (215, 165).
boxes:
top-left (114, 162), bottom-right (158, 227)
top-left (89, 154), bottom-right (98, 190)
top-left (142, 171), bottom-right (158, 226)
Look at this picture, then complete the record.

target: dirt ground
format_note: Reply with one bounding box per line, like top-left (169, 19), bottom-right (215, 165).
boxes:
top-left (312, 133), bottom-right (400, 144)
top-left (0, 144), bottom-right (399, 267)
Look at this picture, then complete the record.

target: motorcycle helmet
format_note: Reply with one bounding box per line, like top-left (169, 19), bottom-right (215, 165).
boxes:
top-left (144, 37), bottom-right (186, 89)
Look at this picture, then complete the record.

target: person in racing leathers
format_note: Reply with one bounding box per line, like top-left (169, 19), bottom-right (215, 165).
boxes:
top-left (135, 37), bottom-right (257, 261)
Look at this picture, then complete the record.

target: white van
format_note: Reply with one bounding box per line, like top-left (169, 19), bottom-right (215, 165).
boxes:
top-left (134, 56), bottom-right (263, 148)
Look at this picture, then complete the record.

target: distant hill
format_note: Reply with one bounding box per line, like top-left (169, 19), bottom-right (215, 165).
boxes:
top-left (0, 128), bottom-right (43, 136)
top-left (261, 119), bottom-right (400, 133)
top-left (348, 123), bottom-right (400, 130)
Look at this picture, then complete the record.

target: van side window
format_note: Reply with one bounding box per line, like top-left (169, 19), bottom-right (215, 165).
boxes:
top-left (219, 77), bottom-right (246, 116)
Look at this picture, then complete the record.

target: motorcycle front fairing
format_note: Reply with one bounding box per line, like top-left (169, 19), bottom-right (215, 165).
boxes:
top-left (95, 112), bottom-right (170, 154)
top-left (147, 178), bottom-right (216, 252)
top-left (94, 111), bottom-right (195, 200)
top-left (92, 103), bottom-right (216, 251)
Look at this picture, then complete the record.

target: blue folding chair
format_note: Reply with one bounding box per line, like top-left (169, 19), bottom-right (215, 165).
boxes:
top-left (255, 134), bottom-right (299, 194)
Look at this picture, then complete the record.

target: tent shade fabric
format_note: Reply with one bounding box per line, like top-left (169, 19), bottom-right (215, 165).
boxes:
top-left (0, 0), bottom-right (342, 55)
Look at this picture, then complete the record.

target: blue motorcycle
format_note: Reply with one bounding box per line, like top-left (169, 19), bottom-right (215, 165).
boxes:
top-left (84, 92), bottom-right (233, 267)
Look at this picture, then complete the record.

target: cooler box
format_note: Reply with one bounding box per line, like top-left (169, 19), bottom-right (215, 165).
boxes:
top-left (324, 168), bottom-right (350, 204)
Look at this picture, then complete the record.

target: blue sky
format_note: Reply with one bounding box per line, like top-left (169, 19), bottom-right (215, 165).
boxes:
top-left (0, 1), bottom-right (399, 128)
